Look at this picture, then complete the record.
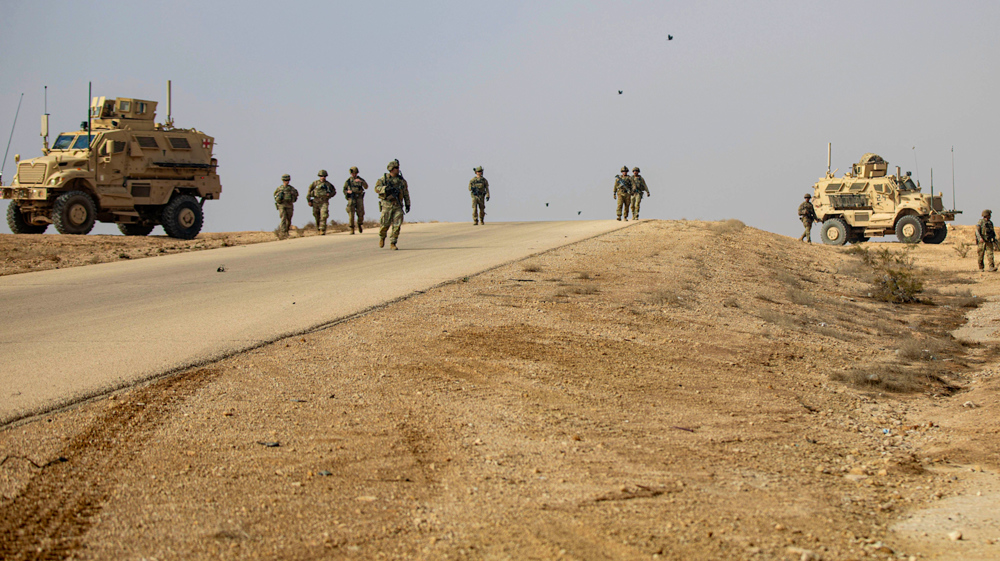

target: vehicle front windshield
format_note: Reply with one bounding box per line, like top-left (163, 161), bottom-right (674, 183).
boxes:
top-left (51, 134), bottom-right (75, 150)
top-left (72, 135), bottom-right (94, 150)
top-left (901, 178), bottom-right (918, 190)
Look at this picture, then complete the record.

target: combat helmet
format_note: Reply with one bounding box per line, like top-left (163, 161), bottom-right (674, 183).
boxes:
top-left (632, 167), bottom-right (640, 173)
top-left (984, 209), bottom-right (992, 217)
top-left (387, 160), bottom-right (399, 171)
top-left (474, 166), bottom-right (483, 173)
top-left (620, 166), bottom-right (628, 173)
top-left (317, 169), bottom-right (328, 177)
top-left (281, 174), bottom-right (291, 181)
top-left (804, 193), bottom-right (812, 199)
top-left (349, 166), bottom-right (359, 174)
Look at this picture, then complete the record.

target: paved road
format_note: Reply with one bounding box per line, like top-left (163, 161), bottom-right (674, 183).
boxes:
top-left (0, 221), bottom-right (628, 424)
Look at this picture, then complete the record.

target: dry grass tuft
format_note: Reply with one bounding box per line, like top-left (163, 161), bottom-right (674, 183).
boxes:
top-left (569, 285), bottom-right (599, 295)
top-left (830, 364), bottom-right (929, 393)
top-left (302, 221), bottom-right (317, 231)
top-left (788, 288), bottom-right (814, 306)
top-left (953, 241), bottom-right (971, 259)
top-left (723, 297), bottom-right (739, 308)
top-left (896, 338), bottom-right (947, 361)
top-left (574, 271), bottom-right (592, 280)
top-left (522, 263), bottom-right (542, 273)
top-left (712, 219), bottom-right (746, 235)
top-left (759, 309), bottom-right (799, 330)
top-left (645, 289), bottom-right (684, 307)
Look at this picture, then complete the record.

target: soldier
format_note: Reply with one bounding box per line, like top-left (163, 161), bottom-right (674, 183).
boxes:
top-left (469, 166), bottom-right (490, 225)
top-left (976, 209), bottom-right (997, 272)
top-left (307, 170), bottom-right (337, 235)
top-left (613, 166), bottom-right (632, 221)
top-left (343, 166), bottom-right (368, 234)
top-left (375, 160), bottom-right (411, 250)
top-left (798, 194), bottom-right (817, 242)
top-left (273, 174), bottom-right (298, 239)
top-left (630, 166), bottom-right (650, 220)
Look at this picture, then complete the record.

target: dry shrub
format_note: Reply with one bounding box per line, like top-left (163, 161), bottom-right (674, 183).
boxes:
top-left (569, 284), bottom-right (598, 295)
top-left (951, 288), bottom-right (980, 308)
top-left (788, 288), bottom-right (814, 306)
top-left (848, 246), bottom-right (923, 303)
top-left (302, 221), bottom-right (317, 231)
top-left (712, 219), bottom-right (746, 235)
top-left (953, 241), bottom-right (970, 259)
top-left (830, 365), bottom-right (928, 393)
top-left (723, 297), bottom-right (739, 308)
top-left (574, 271), bottom-right (591, 280)
top-left (646, 289), bottom-right (683, 306)
top-left (816, 325), bottom-right (855, 342)
top-left (896, 338), bottom-right (948, 361)
top-left (759, 309), bottom-right (799, 330)
top-left (522, 263), bottom-right (542, 273)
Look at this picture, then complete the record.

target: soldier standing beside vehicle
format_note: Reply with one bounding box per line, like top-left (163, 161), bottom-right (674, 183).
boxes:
top-left (976, 209), bottom-right (997, 272)
top-left (274, 174), bottom-right (298, 239)
top-left (614, 166), bottom-right (632, 221)
top-left (307, 170), bottom-right (336, 235)
top-left (469, 166), bottom-right (490, 225)
top-left (343, 166), bottom-right (368, 234)
top-left (798, 194), bottom-right (817, 243)
top-left (375, 160), bottom-right (410, 250)
top-left (630, 167), bottom-right (650, 220)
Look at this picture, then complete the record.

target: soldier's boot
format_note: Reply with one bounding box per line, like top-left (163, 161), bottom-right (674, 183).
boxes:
top-left (474, 220), bottom-right (479, 225)
top-left (379, 237), bottom-right (385, 248)
top-left (358, 223), bottom-right (363, 233)
top-left (350, 227), bottom-right (355, 235)
top-left (616, 216), bottom-right (621, 221)
top-left (481, 217), bottom-right (485, 224)
top-left (390, 242), bottom-right (398, 250)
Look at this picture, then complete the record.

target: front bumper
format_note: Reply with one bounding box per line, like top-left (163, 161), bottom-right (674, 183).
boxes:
top-left (1, 186), bottom-right (49, 200)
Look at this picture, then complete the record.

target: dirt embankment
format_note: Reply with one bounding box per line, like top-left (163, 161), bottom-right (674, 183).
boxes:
top-left (0, 219), bottom-right (380, 277)
top-left (1, 220), bottom-right (999, 561)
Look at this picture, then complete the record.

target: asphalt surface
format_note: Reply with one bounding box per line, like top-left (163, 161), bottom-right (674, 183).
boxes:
top-left (0, 220), bottom-right (628, 425)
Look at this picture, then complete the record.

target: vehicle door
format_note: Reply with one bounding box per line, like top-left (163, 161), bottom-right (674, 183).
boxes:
top-left (95, 132), bottom-right (132, 208)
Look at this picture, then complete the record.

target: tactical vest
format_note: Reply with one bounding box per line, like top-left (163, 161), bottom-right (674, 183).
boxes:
top-left (470, 177), bottom-right (487, 197)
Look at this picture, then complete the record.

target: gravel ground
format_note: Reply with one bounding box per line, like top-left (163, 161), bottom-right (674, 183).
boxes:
top-left (1, 220), bottom-right (998, 560)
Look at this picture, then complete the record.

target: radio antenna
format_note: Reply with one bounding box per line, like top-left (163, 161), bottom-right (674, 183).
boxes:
top-left (911, 146), bottom-right (920, 188)
top-left (951, 146), bottom-right (957, 211)
top-left (2, 93), bottom-right (24, 183)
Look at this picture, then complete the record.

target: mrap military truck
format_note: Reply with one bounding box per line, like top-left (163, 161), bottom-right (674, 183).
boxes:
top-left (3, 86), bottom-right (220, 238)
top-left (812, 151), bottom-right (959, 245)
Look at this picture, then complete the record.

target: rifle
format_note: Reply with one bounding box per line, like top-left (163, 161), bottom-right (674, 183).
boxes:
top-left (383, 176), bottom-right (406, 215)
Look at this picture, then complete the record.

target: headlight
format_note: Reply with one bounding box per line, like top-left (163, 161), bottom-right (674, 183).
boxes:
top-left (49, 177), bottom-right (59, 185)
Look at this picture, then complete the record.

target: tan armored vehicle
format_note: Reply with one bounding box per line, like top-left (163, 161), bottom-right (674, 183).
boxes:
top-left (812, 151), bottom-right (959, 245)
top-left (3, 84), bottom-right (220, 238)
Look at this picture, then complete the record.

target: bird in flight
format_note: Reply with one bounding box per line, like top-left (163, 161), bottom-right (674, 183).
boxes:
top-left (618, 90), bottom-right (623, 95)
top-left (668, 35), bottom-right (673, 41)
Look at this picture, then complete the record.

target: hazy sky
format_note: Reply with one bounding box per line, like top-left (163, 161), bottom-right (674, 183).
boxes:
top-left (1, 1), bottom-right (997, 237)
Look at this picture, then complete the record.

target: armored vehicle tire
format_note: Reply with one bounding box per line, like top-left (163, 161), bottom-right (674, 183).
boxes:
top-left (6, 202), bottom-right (48, 234)
top-left (52, 191), bottom-right (97, 235)
top-left (820, 218), bottom-right (848, 246)
top-left (923, 227), bottom-right (948, 245)
top-left (161, 195), bottom-right (203, 239)
top-left (118, 223), bottom-right (155, 236)
top-left (895, 215), bottom-right (925, 244)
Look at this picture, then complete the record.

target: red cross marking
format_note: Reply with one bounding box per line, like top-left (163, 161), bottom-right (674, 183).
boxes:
top-left (202, 139), bottom-right (211, 149)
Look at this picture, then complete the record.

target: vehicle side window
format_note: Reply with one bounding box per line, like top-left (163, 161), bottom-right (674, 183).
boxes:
top-left (873, 184), bottom-right (884, 193)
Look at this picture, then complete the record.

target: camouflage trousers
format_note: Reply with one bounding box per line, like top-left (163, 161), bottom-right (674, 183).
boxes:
top-left (630, 194), bottom-right (644, 219)
top-left (311, 199), bottom-right (330, 233)
top-left (379, 203), bottom-right (404, 243)
top-left (346, 196), bottom-right (365, 230)
top-left (799, 217), bottom-right (814, 242)
top-left (978, 242), bottom-right (995, 270)
top-left (277, 204), bottom-right (294, 238)
top-left (472, 196), bottom-right (486, 223)
top-left (616, 192), bottom-right (632, 220)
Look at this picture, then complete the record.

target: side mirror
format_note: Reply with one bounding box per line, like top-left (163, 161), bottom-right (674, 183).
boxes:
top-left (14, 154), bottom-right (20, 164)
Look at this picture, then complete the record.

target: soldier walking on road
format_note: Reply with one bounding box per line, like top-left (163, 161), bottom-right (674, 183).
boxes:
top-left (976, 209), bottom-right (997, 271)
top-left (343, 166), bottom-right (368, 234)
top-left (798, 194), bottom-right (817, 243)
top-left (614, 166), bottom-right (632, 221)
top-left (274, 174), bottom-right (298, 239)
top-left (630, 167), bottom-right (650, 220)
top-left (307, 170), bottom-right (337, 235)
top-left (469, 166), bottom-right (490, 225)
top-left (375, 160), bottom-right (410, 250)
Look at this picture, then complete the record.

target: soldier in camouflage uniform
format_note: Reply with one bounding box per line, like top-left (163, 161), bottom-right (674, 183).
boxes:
top-left (976, 209), bottom-right (997, 271)
top-left (273, 174), bottom-right (298, 239)
top-left (798, 194), bottom-right (817, 243)
top-left (342, 166), bottom-right (368, 234)
top-left (375, 160), bottom-right (411, 250)
top-left (630, 166), bottom-right (650, 220)
top-left (469, 166), bottom-right (490, 225)
top-left (614, 166), bottom-right (632, 221)
top-left (307, 170), bottom-right (337, 235)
